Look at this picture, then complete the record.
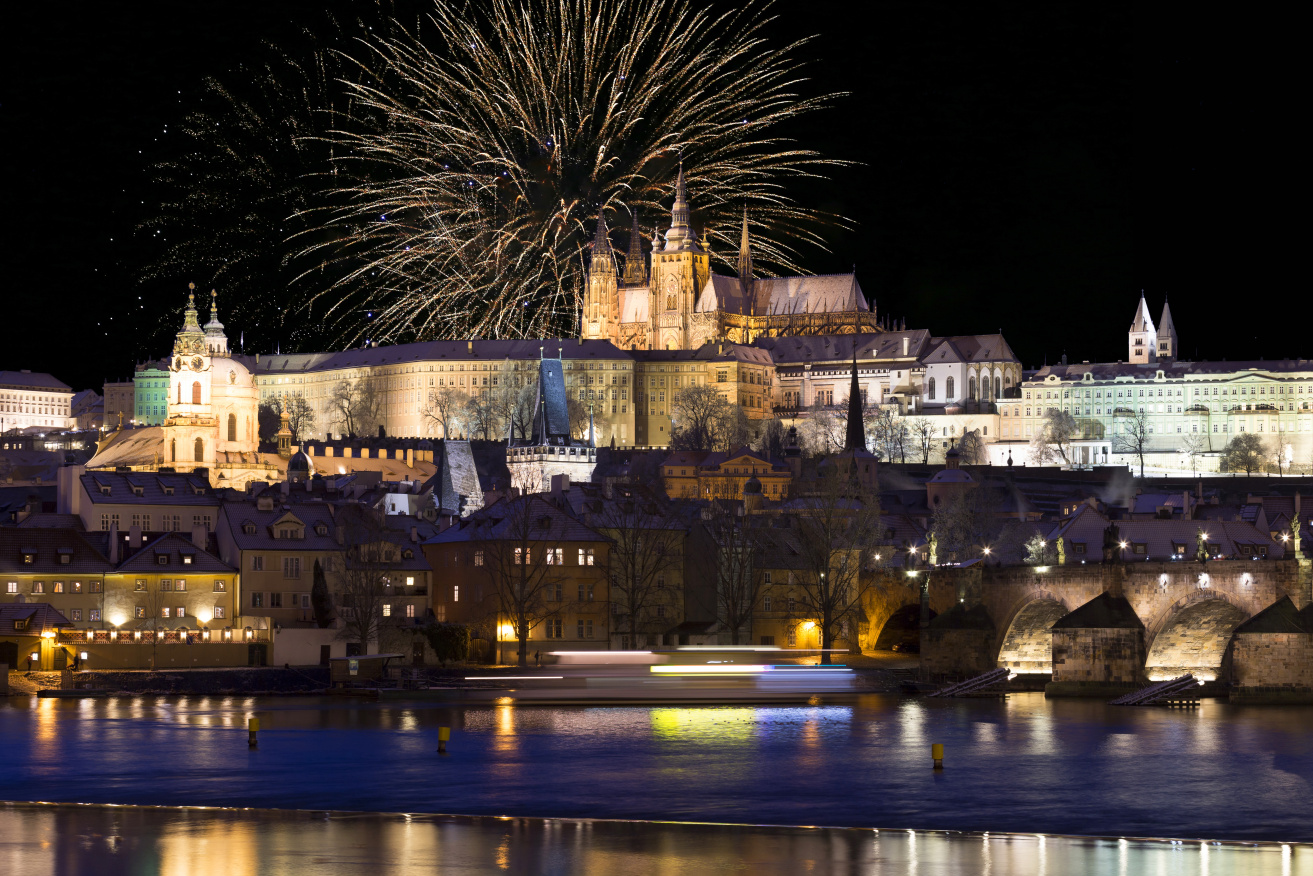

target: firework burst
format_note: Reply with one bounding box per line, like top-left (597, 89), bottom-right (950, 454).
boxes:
top-left (302, 0), bottom-right (845, 345)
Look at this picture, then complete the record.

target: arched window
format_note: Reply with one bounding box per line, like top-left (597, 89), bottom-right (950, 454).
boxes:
top-left (666, 294), bottom-right (677, 311)
top-left (968, 377), bottom-right (977, 401)
top-left (946, 377), bottom-right (955, 399)
top-left (176, 384), bottom-right (182, 405)
top-left (170, 439), bottom-right (176, 462)
top-left (227, 413), bottom-right (236, 442)
top-left (192, 382), bottom-right (202, 405)
top-left (194, 438), bottom-right (204, 462)
top-left (927, 377), bottom-right (936, 400)
top-left (995, 376), bottom-right (1002, 398)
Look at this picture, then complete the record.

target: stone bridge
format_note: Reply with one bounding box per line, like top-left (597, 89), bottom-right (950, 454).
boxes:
top-left (860, 558), bottom-right (1312, 687)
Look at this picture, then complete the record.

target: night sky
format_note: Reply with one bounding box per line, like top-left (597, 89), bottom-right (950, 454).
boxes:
top-left (4, 2), bottom-right (1296, 392)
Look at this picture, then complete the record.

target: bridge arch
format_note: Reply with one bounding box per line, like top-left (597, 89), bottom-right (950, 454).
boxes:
top-left (996, 592), bottom-right (1070, 675)
top-left (872, 604), bottom-right (935, 651)
top-left (1144, 590), bottom-right (1250, 682)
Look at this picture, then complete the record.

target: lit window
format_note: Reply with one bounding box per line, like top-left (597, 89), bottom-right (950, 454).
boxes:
top-left (405, 604), bottom-right (415, 618)
top-left (383, 604), bottom-right (392, 617)
top-left (453, 585), bottom-right (460, 603)
top-left (214, 606), bottom-right (225, 619)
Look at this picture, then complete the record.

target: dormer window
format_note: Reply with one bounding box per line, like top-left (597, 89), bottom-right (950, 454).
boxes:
top-left (403, 549), bottom-right (414, 560)
top-left (242, 523), bottom-right (256, 535)
top-left (22, 552), bottom-right (36, 565)
top-left (157, 555), bottom-right (169, 565)
top-left (314, 523), bottom-right (328, 536)
top-left (131, 485), bottom-right (144, 497)
top-left (99, 484), bottom-right (111, 496)
top-left (182, 554), bottom-right (194, 565)
top-left (58, 548), bottom-right (72, 565)
top-left (162, 485), bottom-right (175, 496)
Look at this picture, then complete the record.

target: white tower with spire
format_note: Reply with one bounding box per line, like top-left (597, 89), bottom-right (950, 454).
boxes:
top-left (1156, 298), bottom-right (1178, 360)
top-left (1128, 292), bottom-right (1158, 364)
top-left (649, 163), bottom-right (710, 350)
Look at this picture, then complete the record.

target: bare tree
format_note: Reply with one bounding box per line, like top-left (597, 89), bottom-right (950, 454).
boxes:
top-left (284, 395), bottom-right (316, 442)
top-left (1181, 431), bottom-right (1208, 477)
top-left (510, 383), bottom-right (537, 441)
top-left (755, 419), bottom-right (787, 461)
top-left (870, 408), bottom-right (908, 462)
top-left (671, 384), bottom-right (730, 451)
top-left (257, 399), bottom-right (283, 443)
top-left (785, 472), bottom-right (883, 664)
top-left (329, 379), bottom-right (382, 438)
top-left (1112, 409), bottom-right (1151, 477)
top-left (462, 391), bottom-right (498, 440)
top-left (907, 417), bottom-right (937, 464)
top-left (1030, 409), bottom-right (1079, 466)
top-left (956, 428), bottom-right (986, 465)
top-left (1271, 435), bottom-right (1293, 477)
top-left (565, 396), bottom-right (591, 440)
top-left (334, 507), bottom-right (392, 654)
top-left (695, 506), bottom-right (764, 645)
top-left (475, 496), bottom-right (571, 666)
top-left (422, 385), bottom-right (467, 438)
top-left (595, 490), bottom-right (684, 649)
top-left (1222, 433), bottom-right (1266, 475)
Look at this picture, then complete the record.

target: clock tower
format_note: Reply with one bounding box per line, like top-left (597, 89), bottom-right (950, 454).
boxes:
top-left (649, 164), bottom-right (709, 349)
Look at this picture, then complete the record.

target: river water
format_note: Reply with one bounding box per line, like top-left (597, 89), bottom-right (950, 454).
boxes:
top-left (1, 693), bottom-right (1311, 873)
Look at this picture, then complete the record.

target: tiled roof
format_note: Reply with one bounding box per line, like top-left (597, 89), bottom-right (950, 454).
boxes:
top-left (81, 471), bottom-right (219, 506)
top-left (117, 532), bottom-right (235, 573)
top-left (0, 602), bottom-right (73, 634)
top-left (755, 331), bottom-right (931, 365)
top-left (696, 272), bottom-right (869, 316)
top-left (0, 371), bottom-right (72, 391)
top-left (1048, 506), bottom-right (1284, 560)
top-left (426, 495), bottom-right (607, 545)
top-left (1029, 359), bottom-right (1313, 382)
top-left (219, 501), bottom-right (340, 552)
top-left (0, 528), bottom-right (114, 575)
top-left (252, 338), bottom-right (634, 374)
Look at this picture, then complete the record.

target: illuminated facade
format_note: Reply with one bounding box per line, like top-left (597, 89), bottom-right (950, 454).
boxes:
top-left (581, 167), bottom-right (878, 350)
top-left (0, 370), bottom-right (74, 433)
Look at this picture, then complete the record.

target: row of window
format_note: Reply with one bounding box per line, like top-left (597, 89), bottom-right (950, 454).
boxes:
top-left (1029, 384), bottom-right (1312, 401)
top-left (7, 580), bottom-right (103, 594)
top-left (133, 605), bottom-right (226, 619)
top-left (504, 548), bottom-right (596, 566)
top-left (543, 619), bottom-right (595, 638)
top-left (132, 579), bottom-right (228, 592)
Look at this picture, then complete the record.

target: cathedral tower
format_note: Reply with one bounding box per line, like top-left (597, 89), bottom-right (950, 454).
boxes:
top-left (581, 213), bottom-right (618, 341)
top-left (650, 164), bottom-right (710, 349)
top-left (622, 209), bottom-right (646, 287)
top-left (737, 206), bottom-right (753, 306)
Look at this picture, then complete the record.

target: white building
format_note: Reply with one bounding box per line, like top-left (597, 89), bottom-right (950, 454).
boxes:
top-left (0, 370), bottom-right (75, 433)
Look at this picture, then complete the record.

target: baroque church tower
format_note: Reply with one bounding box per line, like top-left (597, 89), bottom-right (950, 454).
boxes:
top-left (649, 164), bottom-right (709, 349)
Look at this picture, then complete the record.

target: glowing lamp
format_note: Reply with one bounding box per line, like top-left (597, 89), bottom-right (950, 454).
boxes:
top-left (80, 651), bottom-right (89, 661)
top-left (30, 652), bottom-right (39, 662)
top-left (498, 624), bottom-right (515, 639)
top-left (982, 547), bottom-right (992, 555)
top-left (40, 630), bottom-right (56, 639)
top-left (802, 621), bottom-right (815, 631)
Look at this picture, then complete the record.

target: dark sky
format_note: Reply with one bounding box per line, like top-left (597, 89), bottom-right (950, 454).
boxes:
top-left (3, 2), bottom-right (1297, 392)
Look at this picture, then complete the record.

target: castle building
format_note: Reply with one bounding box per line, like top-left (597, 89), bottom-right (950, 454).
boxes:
top-left (581, 166), bottom-right (878, 350)
top-left (1003, 295), bottom-right (1313, 471)
top-left (0, 370), bottom-right (74, 433)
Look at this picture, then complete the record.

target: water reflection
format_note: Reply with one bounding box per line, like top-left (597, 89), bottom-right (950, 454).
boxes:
top-left (3, 694), bottom-right (1313, 844)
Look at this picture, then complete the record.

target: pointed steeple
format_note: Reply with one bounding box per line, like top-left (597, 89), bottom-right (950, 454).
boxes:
top-left (737, 206), bottom-right (753, 291)
top-left (203, 288), bottom-right (228, 354)
top-left (623, 208), bottom-right (646, 286)
top-left (844, 342), bottom-right (867, 453)
top-left (1129, 291), bottom-right (1155, 333)
top-left (1157, 297), bottom-right (1178, 360)
top-left (1128, 291), bottom-right (1158, 364)
top-left (591, 212), bottom-right (613, 267)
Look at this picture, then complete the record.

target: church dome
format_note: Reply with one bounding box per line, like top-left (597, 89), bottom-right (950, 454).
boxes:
top-left (288, 448), bottom-right (314, 480)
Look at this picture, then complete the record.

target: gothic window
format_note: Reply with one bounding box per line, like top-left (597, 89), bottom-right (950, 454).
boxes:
top-left (946, 377), bottom-right (955, 399)
top-left (968, 377), bottom-right (977, 401)
top-left (192, 382), bottom-right (202, 405)
top-left (227, 413), bottom-right (236, 442)
top-left (194, 438), bottom-right (204, 462)
top-left (927, 377), bottom-right (936, 400)
top-left (995, 376), bottom-right (1002, 398)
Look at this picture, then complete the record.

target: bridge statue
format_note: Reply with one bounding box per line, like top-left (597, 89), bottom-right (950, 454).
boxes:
top-left (1292, 513), bottom-right (1301, 558)
top-left (1102, 523), bottom-right (1121, 563)
top-left (1196, 527), bottom-right (1210, 564)
top-left (927, 532), bottom-right (938, 566)
top-left (1056, 536), bottom-right (1067, 565)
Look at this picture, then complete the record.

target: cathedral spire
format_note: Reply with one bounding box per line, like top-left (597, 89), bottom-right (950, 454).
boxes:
top-left (623, 208), bottom-right (646, 286)
top-left (590, 211), bottom-right (614, 271)
top-left (737, 205), bottom-right (753, 294)
top-left (844, 343), bottom-right (866, 453)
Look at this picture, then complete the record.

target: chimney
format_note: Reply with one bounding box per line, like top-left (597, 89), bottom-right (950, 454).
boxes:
top-left (468, 340), bottom-right (474, 354)
top-left (902, 336), bottom-right (910, 356)
top-left (107, 521), bottom-right (120, 564)
top-left (1182, 491), bottom-right (1191, 520)
top-left (410, 525), bottom-right (419, 543)
top-left (128, 524), bottom-right (143, 549)
top-left (550, 473), bottom-right (570, 494)
top-left (191, 526), bottom-right (207, 550)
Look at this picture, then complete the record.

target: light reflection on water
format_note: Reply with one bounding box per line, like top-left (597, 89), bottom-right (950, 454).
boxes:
top-left (2, 693), bottom-right (1313, 846)
top-left (0, 803), bottom-right (1306, 876)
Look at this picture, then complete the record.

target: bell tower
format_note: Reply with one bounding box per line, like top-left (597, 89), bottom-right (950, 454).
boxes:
top-left (650, 164), bottom-right (709, 349)
top-left (168, 283), bottom-right (213, 418)
top-left (1128, 292), bottom-right (1157, 365)
top-left (582, 213), bottom-right (618, 341)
